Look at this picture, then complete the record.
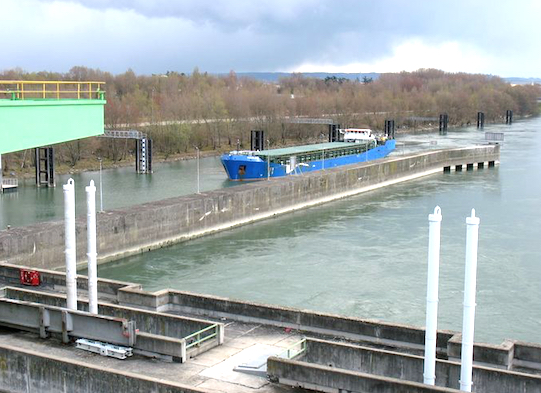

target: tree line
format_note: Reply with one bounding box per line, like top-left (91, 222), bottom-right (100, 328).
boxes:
top-left (1, 66), bottom-right (539, 172)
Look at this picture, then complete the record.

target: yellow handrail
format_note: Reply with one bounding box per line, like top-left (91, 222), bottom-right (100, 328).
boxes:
top-left (0, 80), bottom-right (106, 100)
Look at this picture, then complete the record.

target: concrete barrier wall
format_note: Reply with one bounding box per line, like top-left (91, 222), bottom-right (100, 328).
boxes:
top-left (447, 333), bottom-right (515, 369)
top-left (267, 357), bottom-right (460, 393)
top-left (163, 290), bottom-right (456, 353)
top-left (0, 262), bottom-right (140, 298)
top-left (0, 344), bottom-right (206, 393)
top-left (302, 338), bottom-right (541, 393)
top-left (0, 145), bottom-right (499, 270)
top-left (514, 341), bottom-right (541, 365)
top-left (3, 287), bottom-right (218, 339)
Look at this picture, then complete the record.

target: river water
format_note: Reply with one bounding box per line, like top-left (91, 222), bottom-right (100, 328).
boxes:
top-left (97, 118), bottom-right (541, 345)
top-left (0, 155), bottom-right (234, 229)
top-left (3, 118), bottom-right (541, 345)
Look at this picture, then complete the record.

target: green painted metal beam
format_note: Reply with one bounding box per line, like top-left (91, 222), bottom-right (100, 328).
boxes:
top-left (0, 99), bottom-right (106, 154)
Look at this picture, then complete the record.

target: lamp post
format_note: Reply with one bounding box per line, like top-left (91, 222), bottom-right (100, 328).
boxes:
top-left (97, 157), bottom-right (103, 212)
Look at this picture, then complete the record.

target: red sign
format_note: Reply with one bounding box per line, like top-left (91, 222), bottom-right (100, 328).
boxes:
top-left (19, 269), bottom-right (40, 286)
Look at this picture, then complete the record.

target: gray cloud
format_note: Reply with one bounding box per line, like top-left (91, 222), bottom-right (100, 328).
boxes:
top-left (1, 0), bottom-right (540, 76)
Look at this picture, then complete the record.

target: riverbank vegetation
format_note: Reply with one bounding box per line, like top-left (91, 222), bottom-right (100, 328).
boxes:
top-left (1, 67), bottom-right (539, 176)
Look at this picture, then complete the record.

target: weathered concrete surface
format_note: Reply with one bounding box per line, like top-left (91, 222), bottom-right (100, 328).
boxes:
top-left (0, 145), bottom-right (499, 270)
top-left (5, 261), bottom-right (541, 376)
top-left (3, 261), bottom-right (541, 393)
top-left (295, 338), bottom-right (541, 393)
top-left (0, 324), bottom-right (299, 393)
top-left (0, 339), bottom-right (207, 393)
top-left (1, 286), bottom-right (223, 362)
top-left (267, 357), bottom-right (461, 393)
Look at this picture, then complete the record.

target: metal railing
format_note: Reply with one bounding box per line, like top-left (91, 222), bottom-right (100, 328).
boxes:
top-left (1, 178), bottom-right (18, 187)
top-left (184, 323), bottom-right (219, 349)
top-left (101, 130), bottom-right (147, 139)
top-left (279, 338), bottom-right (307, 359)
top-left (485, 132), bottom-right (504, 142)
top-left (0, 80), bottom-right (105, 100)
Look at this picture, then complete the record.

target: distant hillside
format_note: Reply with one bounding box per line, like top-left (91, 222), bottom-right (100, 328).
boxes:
top-left (221, 72), bottom-right (540, 85)
top-left (226, 72), bottom-right (380, 83)
top-left (504, 77), bottom-right (541, 85)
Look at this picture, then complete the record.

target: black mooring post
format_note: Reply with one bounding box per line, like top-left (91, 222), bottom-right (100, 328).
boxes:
top-left (136, 138), bottom-right (151, 174)
top-left (506, 110), bottom-right (513, 125)
top-left (384, 119), bottom-right (395, 139)
top-left (35, 147), bottom-right (55, 187)
top-left (477, 112), bottom-right (485, 128)
top-left (329, 124), bottom-right (339, 142)
top-left (35, 148), bottom-right (40, 187)
top-left (251, 130), bottom-right (265, 151)
top-left (147, 138), bottom-right (153, 173)
top-left (135, 139), bottom-right (140, 173)
top-left (439, 114), bottom-right (448, 134)
top-left (47, 147), bottom-right (55, 187)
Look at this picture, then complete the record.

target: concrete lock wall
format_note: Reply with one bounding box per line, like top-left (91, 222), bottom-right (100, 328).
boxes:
top-left (164, 290), bottom-right (456, 352)
top-left (300, 338), bottom-right (541, 393)
top-left (2, 287), bottom-right (218, 340)
top-left (267, 357), bottom-right (461, 393)
top-left (0, 145), bottom-right (499, 270)
top-left (0, 344), bottom-right (206, 393)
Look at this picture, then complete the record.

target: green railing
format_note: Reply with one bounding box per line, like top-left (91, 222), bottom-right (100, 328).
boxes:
top-left (0, 81), bottom-right (105, 100)
top-left (279, 338), bottom-right (307, 359)
top-left (185, 323), bottom-right (219, 349)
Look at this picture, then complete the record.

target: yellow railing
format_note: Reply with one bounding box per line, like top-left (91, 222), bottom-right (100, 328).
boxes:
top-left (0, 80), bottom-right (105, 100)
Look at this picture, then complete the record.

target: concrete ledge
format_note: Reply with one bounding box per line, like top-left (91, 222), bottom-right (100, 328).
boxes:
top-left (0, 343), bottom-right (206, 393)
top-left (267, 357), bottom-right (460, 393)
top-left (448, 333), bottom-right (515, 369)
top-left (1, 286), bottom-right (223, 362)
top-left (165, 290), bottom-right (455, 354)
top-left (0, 262), bottom-right (140, 300)
top-left (300, 338), bottom-right (541, 393)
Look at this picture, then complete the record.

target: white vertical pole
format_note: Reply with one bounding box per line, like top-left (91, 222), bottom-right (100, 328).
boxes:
top-left (63, 178), bottom-right (77, 311)
top-left (86, 180), bottom-right (98, 314)
top-left (423, 206), bottom-right (442, 385)
top-left (460, 209), bottom-right (480, 392)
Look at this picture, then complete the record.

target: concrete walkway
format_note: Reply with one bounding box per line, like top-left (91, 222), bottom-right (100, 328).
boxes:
top-left (0, 319), bottom-right (303, 393)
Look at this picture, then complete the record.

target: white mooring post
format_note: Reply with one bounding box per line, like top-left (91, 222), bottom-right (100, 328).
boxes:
top-left (86, 180), bottom-right (98, 314)
top-left (460, 209), bottom-right (480, 392)
top-left (63, 178), bottom-right (77, 311)
top-left (423, 206), bottom-right (442, 385)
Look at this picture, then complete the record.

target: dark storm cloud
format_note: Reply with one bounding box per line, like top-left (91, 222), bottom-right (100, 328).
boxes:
top-left (2, 0), bottom-right (540, 75)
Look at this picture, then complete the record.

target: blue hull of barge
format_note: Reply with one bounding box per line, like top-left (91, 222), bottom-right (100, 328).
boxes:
top-left (221, 140), bottom-right (396, 181)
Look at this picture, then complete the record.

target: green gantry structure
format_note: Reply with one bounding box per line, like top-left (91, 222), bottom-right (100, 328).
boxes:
top-left (0, 81), bottom-right (106, 155)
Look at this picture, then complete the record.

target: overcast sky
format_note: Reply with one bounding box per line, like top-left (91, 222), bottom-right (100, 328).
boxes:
top-left (2, 0), bottom-right (540, 77)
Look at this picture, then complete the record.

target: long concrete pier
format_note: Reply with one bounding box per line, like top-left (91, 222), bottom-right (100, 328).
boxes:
top-left (0, 145), bottom-right (499, 270)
